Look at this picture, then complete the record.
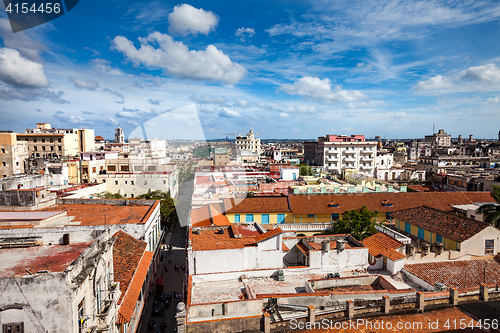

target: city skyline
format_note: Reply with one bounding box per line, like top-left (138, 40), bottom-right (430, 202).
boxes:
top-left (1, 0), bottom-right (500, 139)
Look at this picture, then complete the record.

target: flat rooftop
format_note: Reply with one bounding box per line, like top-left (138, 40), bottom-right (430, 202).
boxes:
top-left (0, 242), bottom-right (91, 277)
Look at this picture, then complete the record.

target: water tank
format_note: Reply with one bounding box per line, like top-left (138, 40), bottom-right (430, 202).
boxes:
top-left (321, 240), bottom-right (330, 252)
top-left (435, 242), bottom-right (444, 254)
top-left (434, 282), bottom-right (446, 291)
top-left (405, 243), bottom-right (414, 255)
top-left (336, 240), bottom-right (346, 251)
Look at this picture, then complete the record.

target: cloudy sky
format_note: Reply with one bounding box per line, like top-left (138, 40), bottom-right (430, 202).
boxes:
top-left (1, 0), bottom-right (500, 140)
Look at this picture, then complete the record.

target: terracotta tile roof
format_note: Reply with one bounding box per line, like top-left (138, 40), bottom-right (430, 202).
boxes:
top-left (113, 231), bottom-right (148, 304)
top-left (191, 228), bottom-right (258, 251)
top-left (288, 191), bottom-right (495, 215)
top-left (254, 227), bottom-right (282, 243)
top-left (95, 135), bottom-right (105, 141)
top-left (404, 258), bottom-right (500, 289)
top-left (363, 232), bottom-right (405, 261)
top-left (296, 242), bottom-right (309, 257)
top-left (0, 242), bottom-right (91, 277)
top-left (306, 240), bottom-right (354, 251)
top-left (40, 202), bottom-right (158, 226)
top-left (391, 206), bottom-right (490, 243)
top-left (294, 307), bottom-right (478, 332)
top-left (191, 204), bottom-right (230, 227)
top-left (282, 242), bottom-right (290, 251)
top-left (225, 196), bottom-right (291, 214)
top-left (407, 184), bottom-right (442, 192)
top-left (117, 250), bottom-right (153, 324)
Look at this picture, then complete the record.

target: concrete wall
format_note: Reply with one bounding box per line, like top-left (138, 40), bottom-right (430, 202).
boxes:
top-left (188, 299), bottom-right (263, 322)
top-left (186, 315), bottom-right (261, 333)
top-left (309, 247), bottom-right (368, 271)
top-left (461, 226), bottom-right (500, 256)
top-left (387, 258), bottom-right (405, 274)
top-left (369, 255), bottom-right (383, 270)
top-left (310, 275), bottom-right (378, 290)
top-left (402, 269), bottom-right (434, 291)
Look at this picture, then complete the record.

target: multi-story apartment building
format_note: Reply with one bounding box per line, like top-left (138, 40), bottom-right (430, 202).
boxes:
top-left (305, 135), bottom-right (377, 176)
top-left (16, 123), bottom-right (94, 158)
top-left (235, 129), bottom-right (261, 154)
top-left (0, 132), bottom-right (28, 177)
top-left (425, 129), bottom-right (451, 147)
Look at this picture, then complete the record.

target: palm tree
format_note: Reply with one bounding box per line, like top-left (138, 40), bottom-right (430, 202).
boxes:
top-left (476, 186), bottom-right (500, 228)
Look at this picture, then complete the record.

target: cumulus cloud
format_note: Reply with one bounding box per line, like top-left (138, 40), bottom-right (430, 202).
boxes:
top-left (190, 94), bottom-right (228, 104)
top-left (235, 27), bottom-right (255, 41)
top-left (103, 88), bottom-right (125, 103)
top-left (112, 32), bottom-right (246, 84)
top-left (199, 104), bottom-right (218, 113)
top-left (168, 4), bottom-right (219, 36)
top-left (0, 19), bottom-right (47, 62)
top-left (278, 112), bottom-right (290, 118)
top-left (219, 108), bottom-right (241, 118)
top-left (268, 103), bottom-right (317, 113)
top-left (101, 117), bottom-right (119, 126)
top-left (148, 99), bottom-right (161, 105)
top-left (53, 111), bottom-right (92, 125)
top-left (234, 98), bottom-right (251, 108)
top-left (460, 63), bottom-right (500, 83)
top-left (0, 48), bottom-right (49, 88)
top-left (91, 59), bottom-right (123, 75)
top-left (115, 107), bottom-right (162, 119)
top-left (69, 76), bottom-right (99, 90)
top-left (391, 112), bottom-right (406, 119)
top-left (412, 75), bottom-right (454, 91)
top-left (280, 77), bottom-right (368, 103)
top-left (486, 96), bottom-right (500, 104)
top-left (81, 110), bottom-right (95, 115)
top-left (0, 85), bottom-right (69, 103)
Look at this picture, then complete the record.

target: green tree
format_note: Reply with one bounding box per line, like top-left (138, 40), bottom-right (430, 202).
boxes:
top-left (323, 206), bottom-right (380, 240)
top-left (476, 185), bottom-right (500, 228)
top-left (299, 163), bottom-right (312, 176)
top-left (95, 191), bottom-right (125, 199)
top-left (136, 191), bottom-right (178, 227)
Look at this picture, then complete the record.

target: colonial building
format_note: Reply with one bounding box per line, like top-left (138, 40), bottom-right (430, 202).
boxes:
top-left (235, 129), bottom-right (261, 155)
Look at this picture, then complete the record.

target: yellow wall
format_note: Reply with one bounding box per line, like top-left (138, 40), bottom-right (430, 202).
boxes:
top-left (396, 219), bottom-right (461, 250)
top-left (410, 225), bottom-right (418, 237)
top-left (424, 230), bottom-right (432, 242)
top-left (227, 212), bottom-right (293, 224)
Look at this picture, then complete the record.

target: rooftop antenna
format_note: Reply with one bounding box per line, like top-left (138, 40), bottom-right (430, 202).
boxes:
top-left (433, 123), bottom-right (435, 134)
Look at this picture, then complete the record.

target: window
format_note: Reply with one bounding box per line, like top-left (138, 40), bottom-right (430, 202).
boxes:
top-left (436, 235), bottom-right (442, 243)
top-left (246, 214), bottom-right (254, 222)
top-left (404, 223), bottom-right (411, 234)
top-left (78, 299), bottom-right (85, 333)
top-left (1, 162), bottom-right (5, 166)
top-left (134, 166), bottom-right (142, 171)
top-left (261, 214), bottom-right (269, 224)
top-left (131, 181), bottom-right (134, 185)
top-left (2, 323), bottom-right (24, 333)
top-left (234, 214), bottom-right (240, 222)
top-left (485, 239), bottom-right (494, 254)
top-left (42, 146), bottom-right (45, 151)
top-left (50, 146), bottom-right (54, 151)
top-left (41, 138), bottom-right (45, 143)
top-left (92, 167), bottom-right (96, 173)
top-left (277, 214), bottom-right (285, 224)
top-left (131, 194), bottom-right (134, 198)
top-left (307, 214), bottom-right (314, 218)
top-left (50, 138), bottom-right (53, 143)
top-left (34, 146), bottom-right (37, 151)
top-left (108, 165), bottom-right (116, 171)
top-left (148, 166), bottom-right (156, 171)
top-left (144, 181), bottom-right (147, 185)
top-left (120, 165), bottom-right (129, 172)
top-left (125, 181), bottom-right (127, 184)
top-left (0, 148), bottom-right (4, 153)
top-left (115, 181), bottom-right (118, 185)
top-left (58, 138), bottom-right (61, 142)
top-left (58, 146), bottom-right (62, 150)
top-left (33, 138), bottom-right (37, 142)
top-left (418, 227), bottom-right (424, 240)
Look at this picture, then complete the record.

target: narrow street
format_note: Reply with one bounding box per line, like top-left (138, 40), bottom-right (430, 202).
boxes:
top-left (137, 222), bottom-right (187, 333)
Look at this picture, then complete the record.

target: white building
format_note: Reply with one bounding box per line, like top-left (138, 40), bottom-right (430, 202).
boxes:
top-left (235, 129), bottom-right (261, 155)
top-left (322, 135), bottom-right (377, 177)
top-left (97, 172), bottom-right (178, 198)
top-left (280, 166), bottom-right (300, 181)
top-left (425, 129), bottom-right (451, 147)
top-left (115, 125), bottom-right (124, 144)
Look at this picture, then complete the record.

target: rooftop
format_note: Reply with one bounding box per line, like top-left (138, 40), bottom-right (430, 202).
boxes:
top-left (224, 196), bottom-right (291, 214)
top-left (404, 257), bottom-right (500, 289)
top-left (0, 242), bottom-right (91, 277)
top-left (363, 232), bottom-right (405, 261)
top-left (190, 204), bottom-right (230, 227)
top-left (391, 206), bottom-right (491, 243)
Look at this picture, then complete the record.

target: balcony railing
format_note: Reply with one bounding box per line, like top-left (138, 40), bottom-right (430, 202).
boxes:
top-left (95, 282), bottom-right (121, 330)
top-left (343, 156), bottom-right (356, 162)
top-left (375, 225), bottom-right (411, 244)
top-left (360, 156), bottom-right (373, 161)
top-left (279, 223), bottom-right (332, 231)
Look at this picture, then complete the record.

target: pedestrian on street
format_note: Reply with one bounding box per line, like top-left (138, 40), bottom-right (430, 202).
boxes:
top-left (175, 264), bottom-right (179, 272)
top-left (164, 266), bottom-right (168, 273)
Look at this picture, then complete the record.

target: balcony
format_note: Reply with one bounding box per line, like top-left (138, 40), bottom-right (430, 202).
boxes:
top-left (95, 282), bottom-right (121, 331)
top-left (343, 155), bottom-right (356, 162)
top-left (359, 164), bottom-right (372, 169)
top-left (325, 155), bottom-right (339, 162)
top-left (360, 156), bottom-right (373, 161)
top-left (279, 223), bottom-right (332, 232)
top-left (361, 149), bottom-right (373, 154)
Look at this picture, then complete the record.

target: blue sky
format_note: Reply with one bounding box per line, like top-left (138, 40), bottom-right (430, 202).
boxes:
top-left (1, 0), bottom-right (500, 140)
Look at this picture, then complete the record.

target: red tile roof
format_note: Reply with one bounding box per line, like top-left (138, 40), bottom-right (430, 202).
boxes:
top-left (254, 227), bottom-right (282, 243)
top-left (191, 204), bottom-right (230, 227)
top-left (288, 191), bottom-right (495, 215)
top-left (117, 250), bottom-right (153, 324)
top-left (191, 227), bottom-right (258, 251)
top-left (282, 243), bottom-right (290, 251)
top-left (363, 232), bottom-right (405, 261)
top-left (112, 231), bottom-right (148, 304)
top-left (296, 242), bottom-right (309, 257)
top-left (404, 258), bottom-right (500, 289)
top-left (224, 196), bottom-right (291, 214)
top-left (391, 206), bottom-right (490, 243)
top-left (95, 135), bottom-right (105, 141)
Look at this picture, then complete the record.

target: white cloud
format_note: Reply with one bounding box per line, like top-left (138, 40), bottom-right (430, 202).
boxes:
top-left (112, 32), bottom-right (246, 84)
top-left (69, 76), bottom-right (99, 90)
top-left (0, 85), bottom-right (68, 103)
top-left (168, 4), bottom-right (219, 36)
top-left (486, 96), bottom-right (500, 104)
top-left (460, 63), bottom-right (500, 83)
top-left (0, 19), bottom-right (47, 62)
top-left (199, 104), bottom-right (218, 113)
top-left (103, 88), bottom-right (125, 103)
top-left (278, 112), bottom-right (290, 118)
top-left (345, 100), bottom-right (386, 109)
top-left (234, 98), bottom-right (250, 108)
top-left (148, 99), bottom-right (161, 105)
top-left (190, 94), bottom-right (228, 104)
top-left (219, 108), bottom-right (241, 118)
top-left (235, 27), bottom-right (255, 41)
top-left (280, 76), bottom-right (368, 103)
top-left (0, 48), bottom-right (49, 88)
top-left (268, 103), bottom-right (317, 113)
top-left (101, 117), bottom-right (119, 126)
top-left (391, 112), bottom-right (406, 119)
top-left (53, 111), bottom-right (92, 125)
top-left (412, 75), bottom-right (454, 91)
